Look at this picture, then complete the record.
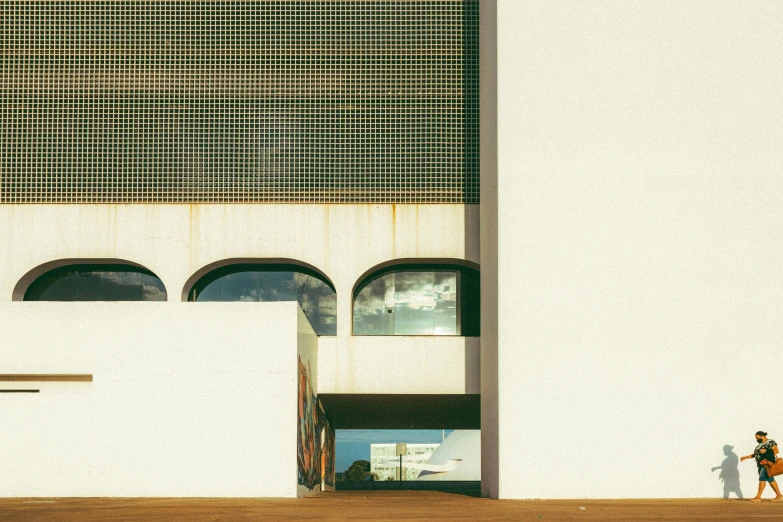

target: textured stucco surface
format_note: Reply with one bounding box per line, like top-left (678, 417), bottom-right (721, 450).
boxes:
top-left (0, 302), bottom-right (306, 497)
top-left (486, 0), bottom-right (783, 499)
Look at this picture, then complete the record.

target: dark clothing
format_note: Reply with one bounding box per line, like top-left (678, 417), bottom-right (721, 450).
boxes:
top-left (754, 439), bottom-right (777, 483)
top-left (754, 439), bottom-right (777, 466)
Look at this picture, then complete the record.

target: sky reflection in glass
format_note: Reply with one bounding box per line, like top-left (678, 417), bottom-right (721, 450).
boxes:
top-left (25, 267), bottom-right (167, 301)
top-left (194, 270), bottom-right (336, 336)
top-left (353, 271), bottom-right (458, 335)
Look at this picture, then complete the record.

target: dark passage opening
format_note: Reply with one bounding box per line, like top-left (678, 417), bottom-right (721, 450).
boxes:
top-left (321, 394), bottom-right (480, 495)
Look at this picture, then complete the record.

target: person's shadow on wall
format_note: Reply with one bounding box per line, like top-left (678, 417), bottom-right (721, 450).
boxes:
top-left (711, 445), bottom-right (743, 499)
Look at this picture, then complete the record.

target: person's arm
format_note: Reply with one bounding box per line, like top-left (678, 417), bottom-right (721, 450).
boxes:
top-left (740, 454), bottom-right (756, 461)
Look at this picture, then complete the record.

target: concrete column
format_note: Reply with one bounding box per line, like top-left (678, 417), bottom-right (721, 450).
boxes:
top-left (479, 0), bottom-right (499, 500)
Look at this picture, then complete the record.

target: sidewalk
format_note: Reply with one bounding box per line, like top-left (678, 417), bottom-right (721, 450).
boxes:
top-left (0, 491), bottom-right (779, 521)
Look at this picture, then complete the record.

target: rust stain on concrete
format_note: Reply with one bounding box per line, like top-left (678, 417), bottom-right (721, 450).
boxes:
top-left (415, 204), bottom-right (420, 256)
top-left (391, 204), bottom-right (397, 257)
top-left (188, 204), bottom-right (200, 275)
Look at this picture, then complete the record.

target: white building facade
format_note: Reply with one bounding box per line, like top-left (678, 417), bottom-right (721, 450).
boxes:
top-left (0, 1), bottom-right (480, 499)
top-left (370, 443), bottom-right (440, 481)
top-left (1, 0), bottom-right (781, 500)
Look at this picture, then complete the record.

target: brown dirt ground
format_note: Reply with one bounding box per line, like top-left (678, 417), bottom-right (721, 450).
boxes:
top-left (0, 491), bottom-right (781, 521)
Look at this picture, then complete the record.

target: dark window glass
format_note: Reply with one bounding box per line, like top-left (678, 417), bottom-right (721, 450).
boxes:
top-left (189, 264), bottom-right (336, 336)
top-left (353, 267), bottom-right (478, 336)
top-left (24, 264), bottom-right (167, 302)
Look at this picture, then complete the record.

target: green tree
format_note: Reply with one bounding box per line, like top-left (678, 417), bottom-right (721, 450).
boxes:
top-left (341, 460), bottom-right (379, 482)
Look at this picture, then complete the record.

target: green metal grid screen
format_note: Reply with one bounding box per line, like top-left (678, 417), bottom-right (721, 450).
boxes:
top-left (0, 1), bottom-right (479, 204)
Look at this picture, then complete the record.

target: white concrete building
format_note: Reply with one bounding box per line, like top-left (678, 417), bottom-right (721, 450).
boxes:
top-left (1, 0), bottom-right (781, 500)
top-left (416, 430), bottom-right (480, 482)
top-left (371, 443), bottom-right (440, 481)
top-left (0, 1), bottom-right (480, 499)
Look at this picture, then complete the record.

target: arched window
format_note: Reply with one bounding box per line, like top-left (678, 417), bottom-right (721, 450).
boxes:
top-left (353, 263), bottom-right (480, 336)
top-left (24, 264), bottom-right (167, 301)
top-left (187, 264), bottom-right (336, 336)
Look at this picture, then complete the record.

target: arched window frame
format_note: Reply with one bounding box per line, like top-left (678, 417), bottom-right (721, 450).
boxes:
top-left (17, 260), bottom-right (167, 302)
top-left (183, 259), bottom-right (337, 337)
top-left (351, 259), bottom-right (480, 337)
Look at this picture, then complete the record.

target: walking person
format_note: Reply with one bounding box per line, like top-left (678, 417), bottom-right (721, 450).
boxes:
top-left (740, 431), bottom-right (783, 501)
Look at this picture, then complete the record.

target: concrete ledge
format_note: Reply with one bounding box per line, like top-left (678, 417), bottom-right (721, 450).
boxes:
top-left (318, 336), bottom-right (480, 395)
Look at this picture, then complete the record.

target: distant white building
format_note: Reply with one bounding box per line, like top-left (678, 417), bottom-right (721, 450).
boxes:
top-left (416, 431), bottom-right (480, 481)
top-left (370, 443), bottom-right (440, 481)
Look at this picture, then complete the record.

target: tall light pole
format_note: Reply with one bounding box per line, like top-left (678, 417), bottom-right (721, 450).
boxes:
top-left (396, 443), bottom-right (407, 483)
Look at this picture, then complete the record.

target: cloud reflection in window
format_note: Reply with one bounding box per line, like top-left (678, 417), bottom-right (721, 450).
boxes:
top-left (193, 269), bottom-right (336, 336)
top-left (25, 266), bottom-right (168, 301)
top-left (353, 271), bottom-right (457, 335)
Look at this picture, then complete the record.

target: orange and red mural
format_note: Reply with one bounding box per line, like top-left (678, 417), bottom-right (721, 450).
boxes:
top-left (298, 355), bottom-right (335, 491)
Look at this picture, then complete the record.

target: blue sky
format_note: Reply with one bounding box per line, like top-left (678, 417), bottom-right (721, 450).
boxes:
top-left (336, 429), bottom-right (454, 473)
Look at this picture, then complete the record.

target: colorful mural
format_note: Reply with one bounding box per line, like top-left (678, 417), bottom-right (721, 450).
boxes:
top-left (320, 403), bottom-right (336, 488)
top-left (297, 355), bottom-right (335, 491)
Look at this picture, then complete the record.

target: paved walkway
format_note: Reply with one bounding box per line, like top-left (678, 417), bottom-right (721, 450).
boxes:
top-left (0, 491), bottom-right (780, 521)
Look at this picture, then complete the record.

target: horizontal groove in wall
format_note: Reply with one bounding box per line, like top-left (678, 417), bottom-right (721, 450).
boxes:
top-left (0, 374), bottom-right (93, 382)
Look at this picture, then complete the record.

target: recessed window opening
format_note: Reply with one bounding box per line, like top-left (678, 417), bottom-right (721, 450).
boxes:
top-left (187, 263), bottom-right (336, 336)
top-left (353, 265), bottom-right (479, 336)
top-left (337, 429), bottom-right (481, 487)
top-left (24, 264), bottom-right (167, 301)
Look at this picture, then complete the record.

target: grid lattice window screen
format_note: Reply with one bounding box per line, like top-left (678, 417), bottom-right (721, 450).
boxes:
top-left (0, 1), bottom-right (479, 204)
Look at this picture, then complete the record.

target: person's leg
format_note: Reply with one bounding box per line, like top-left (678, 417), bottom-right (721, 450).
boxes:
top-left (752, 481), bottom-right (767, 500)
top-left (753, 468), bottom-right (773, 500)
top-left (769, 480), bottom-right (783, 500)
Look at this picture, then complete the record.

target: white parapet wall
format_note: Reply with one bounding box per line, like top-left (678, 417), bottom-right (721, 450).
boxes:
top-left (0, 301), bottom-right (311, 497)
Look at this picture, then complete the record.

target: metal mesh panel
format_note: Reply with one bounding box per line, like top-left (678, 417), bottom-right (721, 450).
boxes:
top-left (0, 1), bottom-right (479, 204)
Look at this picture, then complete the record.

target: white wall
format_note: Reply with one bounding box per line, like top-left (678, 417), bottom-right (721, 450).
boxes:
top-left (298, 307), bottom-right (319, 394)
top-left (0, 204), bottom-right (478, 339)
top-left (0, 302), bottom-right (304, 497)
top-left (486, 1), bottom-right (783, 498)
top-left (318, 336), bottom-right (480, 395)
